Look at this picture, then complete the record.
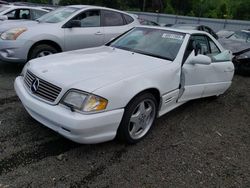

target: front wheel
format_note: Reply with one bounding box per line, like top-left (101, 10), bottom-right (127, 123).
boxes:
top-left (29, 44), bottom-right (58, 60)
top-left (117, 93), bottom-right (157, 144)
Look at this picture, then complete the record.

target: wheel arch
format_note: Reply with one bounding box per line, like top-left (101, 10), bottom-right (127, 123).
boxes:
top-left (126, 88), bottom-right (161, 110)
top-left (28, 40), bottom-right (63, 60)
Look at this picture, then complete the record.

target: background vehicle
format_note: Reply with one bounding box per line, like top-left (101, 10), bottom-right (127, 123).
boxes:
top-left (15, 27), bottom-right (234, 144)
top-left (0, 0), bottom-right (8, 5)
top-left (138, 18), bottom-right (159, 26)
top-left (170, 24), bottom-right (218, 39)
top-left (0, 4), bottom-right (51, 20)
top-left (218, 30), bottom-right (250, 76)
top-left (0, 5), bottom-right (139, 63)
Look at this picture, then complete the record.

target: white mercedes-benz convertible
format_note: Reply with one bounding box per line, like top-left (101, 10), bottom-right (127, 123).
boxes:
top-left (15, 26), bottom-right (234, 144)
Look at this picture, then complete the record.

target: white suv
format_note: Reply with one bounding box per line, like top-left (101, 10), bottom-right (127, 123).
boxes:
top-left (0, 5), bottom-right (139, 63)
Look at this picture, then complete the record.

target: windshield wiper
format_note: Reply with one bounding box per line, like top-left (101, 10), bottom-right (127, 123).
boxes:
top-left (133, 49), bottom-right (173, 61)
top-left (112, 45), bottom-right (173, 61)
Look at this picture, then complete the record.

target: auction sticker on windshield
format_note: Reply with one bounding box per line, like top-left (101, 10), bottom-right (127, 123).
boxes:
top-left (162, 33), bottom-right (184, 40)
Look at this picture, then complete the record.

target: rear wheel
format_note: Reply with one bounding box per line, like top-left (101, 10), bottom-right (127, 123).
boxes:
top-left (29, 44), bottom-right (58, 60)
top-left (117, 93), bottom-right (157, 144)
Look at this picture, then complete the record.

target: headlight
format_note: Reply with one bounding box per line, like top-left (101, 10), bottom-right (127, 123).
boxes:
top-left (20, 62), bottom-right (30, 76)
top-left (61, 90), bottom-right (108, 113)
top-left (1, 27), bottom-right (27, 40)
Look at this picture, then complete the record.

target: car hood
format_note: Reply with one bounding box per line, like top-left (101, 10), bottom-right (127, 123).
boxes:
top-left (29, 46), bottom-right (169, 92)
top-left (0, 20), bottom-right (37, 32)
top-left (0, 20), bottom-right (58, 33)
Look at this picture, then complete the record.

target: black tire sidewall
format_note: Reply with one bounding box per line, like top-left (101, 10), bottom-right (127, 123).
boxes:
top-left (117, 93), bottom-right (158, 144)
top-left (29, 44), bottom-right (58, 60)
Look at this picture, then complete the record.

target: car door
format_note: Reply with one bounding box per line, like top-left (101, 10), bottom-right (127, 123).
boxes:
top-left (178, 34), bottom-right (234, 102)
top-left (64, 9), bottom-right (104, 51)
top-left (101, 10), bottom-right (132, 43)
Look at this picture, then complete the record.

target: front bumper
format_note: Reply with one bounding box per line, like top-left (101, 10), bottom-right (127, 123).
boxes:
top-left (14, 76), bottom-right (124, 144)
top-left (0, 39), bottom-right (33, 63)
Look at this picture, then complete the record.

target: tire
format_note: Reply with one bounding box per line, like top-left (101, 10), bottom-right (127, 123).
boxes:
top-left (29, 44), bottom-right (58, 60)
top-left (235, 63), bottom-right (250, 76)
top-left (117, 93), bottom-right (158, 144)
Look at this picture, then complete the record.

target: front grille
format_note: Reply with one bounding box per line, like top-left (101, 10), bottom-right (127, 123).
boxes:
top-left (24, 70), bottom-right (62, 102)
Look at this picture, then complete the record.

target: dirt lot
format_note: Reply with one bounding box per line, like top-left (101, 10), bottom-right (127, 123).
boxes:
top-left (0, 62), bottom-right (249, 188)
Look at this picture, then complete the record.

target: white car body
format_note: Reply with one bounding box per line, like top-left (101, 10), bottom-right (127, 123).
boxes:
top-left (14, 27), bottom-right (234, 144)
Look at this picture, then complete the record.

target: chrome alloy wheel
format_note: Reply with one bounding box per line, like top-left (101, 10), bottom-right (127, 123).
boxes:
top-left (128, 99), bottom-right (156, 140)
top-left (37, 51), bottom-right (53, 57)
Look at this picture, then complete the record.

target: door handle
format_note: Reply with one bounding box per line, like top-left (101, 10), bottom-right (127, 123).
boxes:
top-left (95, 31), bottom-right (103, 35)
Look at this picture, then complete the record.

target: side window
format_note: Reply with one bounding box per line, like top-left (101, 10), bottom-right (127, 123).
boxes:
top-left (102, 10), bottom-right (124, 26)
top-left (193, 35), bottom-right (210, 55)
top-left (73, 10), bottom-right (100, 27)
top-left (19, 9), bottom-right (30, 19)
top-left (123, 14), bottom-right (134, 24)
top-left (31, 9), bottom-right (47, 20)
top-left (208, 38), bottom-right (220, 55)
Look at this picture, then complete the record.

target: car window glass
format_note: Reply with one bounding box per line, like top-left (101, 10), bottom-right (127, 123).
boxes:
top-left (37, 7), bottom-right (79, 23)
top-left (19, 9), bottom-right (30, 19)
top-left (110, 27), bottom-right (185, 61)
top-left (73, 10), bottom-right (100, 27)
top-left (31, 9), bottom-right (47, 20)
top-left (208, 38), bottom-right (220, 55)
top-left (193, 35), bottom-right (210, 55)
top-left (102, 10), bottom-right (124, 26)
top-left (123, 14), bottom-right (134, 24)
top-left (229, 31), bottom-right (248, 42)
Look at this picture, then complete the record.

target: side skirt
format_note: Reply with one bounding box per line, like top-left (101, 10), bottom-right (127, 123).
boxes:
top-left (158, 89), bottom-right (185, 117)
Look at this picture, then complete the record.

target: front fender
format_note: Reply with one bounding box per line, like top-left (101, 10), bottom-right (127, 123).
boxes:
top-left (94, 65), bottom-right (181, 111)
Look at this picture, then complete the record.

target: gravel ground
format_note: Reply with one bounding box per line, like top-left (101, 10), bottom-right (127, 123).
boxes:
top-left (0, 61), bottom-right (249, 188)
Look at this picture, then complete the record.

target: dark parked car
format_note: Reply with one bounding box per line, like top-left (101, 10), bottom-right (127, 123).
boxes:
top-left (138, 18), bottom-right (159, 26)
top-left (218, 30), bottom-right (250, 76)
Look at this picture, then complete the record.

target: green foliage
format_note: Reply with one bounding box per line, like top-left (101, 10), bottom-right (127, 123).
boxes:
top-left (27, 0), bottom-right (250, 20)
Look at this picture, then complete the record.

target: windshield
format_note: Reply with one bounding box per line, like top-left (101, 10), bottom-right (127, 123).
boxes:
top-left (37, 7), bottom-right (79, 23)
top-left (0, 6), bottom-right (9, 13)
top-left (109, 27), bottom-right (185, 61)
top-left (229, 31), bottom-right (250, 42)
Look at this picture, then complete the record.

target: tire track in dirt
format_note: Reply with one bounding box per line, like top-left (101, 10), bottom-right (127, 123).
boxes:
top-left (0, 96), bottom-right (19, 106)
top-left (69, 147), bottom-right (127, 188)
top-left (0, 138), bottom-right (82, 175)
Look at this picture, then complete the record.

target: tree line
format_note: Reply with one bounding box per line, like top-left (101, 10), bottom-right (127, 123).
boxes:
top-left (30, 0), bottom-right (250, 21)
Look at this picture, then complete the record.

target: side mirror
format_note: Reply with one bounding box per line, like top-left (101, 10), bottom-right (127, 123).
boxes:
top-left (63, 20), bottom-right (81, 28)
top-left (0, 15), bottom-right (8, 21)
top-left (188, 54), bottom-right (212, 65)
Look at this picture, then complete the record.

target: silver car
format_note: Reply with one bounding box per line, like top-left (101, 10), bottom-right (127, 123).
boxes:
top-left (0, 5), bottom-right (139, 63)
top-left (0, 4), bottom-right (50, 20)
